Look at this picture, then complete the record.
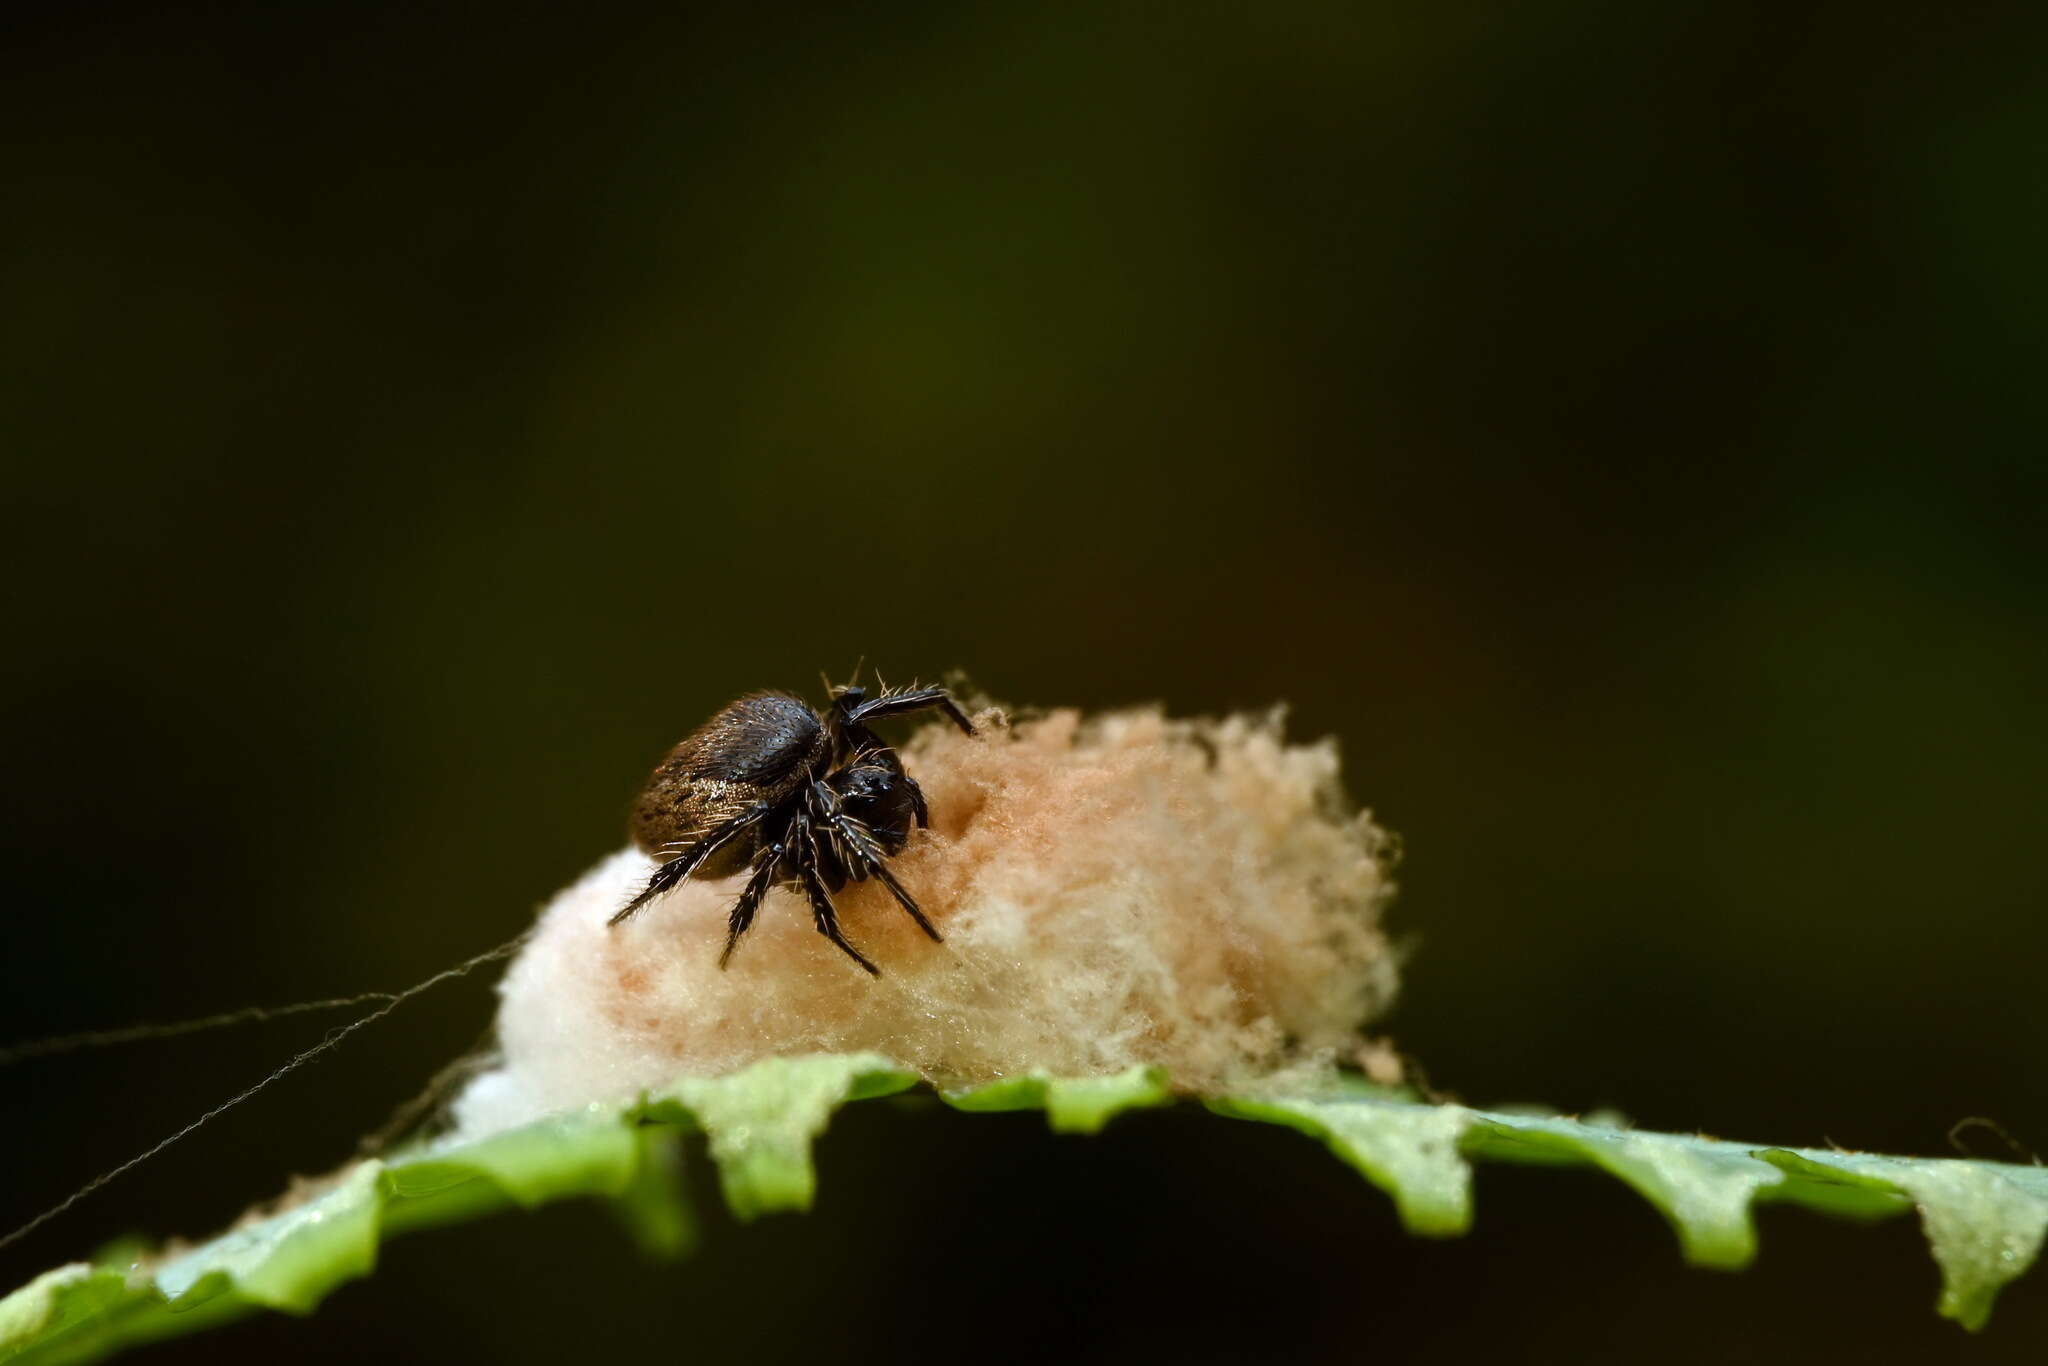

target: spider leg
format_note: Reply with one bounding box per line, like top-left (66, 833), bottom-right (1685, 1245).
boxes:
top-left (863, 860), bottom-right (940, 942)
top-left (792, 810), bottom-right (880, 975)
top-left (719, 841), bottom-right (786, 968)
top-left (807, 781), bottom-right (942, 943)
top-left (797, 865), bottom-right (880, 976)
top-left (845, 686), bottom-right (976, 735)
top-left (610, 802), bottom-right (771, 926)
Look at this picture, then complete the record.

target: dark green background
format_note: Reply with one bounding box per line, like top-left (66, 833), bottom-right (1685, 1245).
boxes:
top-left (4, 2), bottom-right (2044, 1360)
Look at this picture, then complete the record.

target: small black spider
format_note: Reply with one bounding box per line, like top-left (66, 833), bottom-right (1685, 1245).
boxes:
top-left (610, 683), bottom-right (976, 974)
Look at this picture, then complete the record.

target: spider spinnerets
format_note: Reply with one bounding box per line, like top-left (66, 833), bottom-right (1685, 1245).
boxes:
top-left (611, 682), bottom-right (975, 974)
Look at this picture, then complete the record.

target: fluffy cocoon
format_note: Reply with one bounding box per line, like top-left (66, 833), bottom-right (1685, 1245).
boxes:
top-left (454, 705), bottom-right (1400, 1138)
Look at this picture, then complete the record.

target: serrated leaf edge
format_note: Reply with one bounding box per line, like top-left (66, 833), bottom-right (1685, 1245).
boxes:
top-left (3, 1059), bottom-right (2042, 1364)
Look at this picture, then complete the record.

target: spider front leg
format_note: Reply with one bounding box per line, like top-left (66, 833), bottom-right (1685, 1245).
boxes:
top-left (845, 685), bottom-right (976, 735)
top-left (611, 802), bottom-right (771, 926)
top-left (808, 780), bottom-right (942, 943)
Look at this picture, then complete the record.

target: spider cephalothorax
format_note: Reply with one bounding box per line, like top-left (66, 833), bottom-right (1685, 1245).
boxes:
top-left (611, 683), bottom-right (976, 974)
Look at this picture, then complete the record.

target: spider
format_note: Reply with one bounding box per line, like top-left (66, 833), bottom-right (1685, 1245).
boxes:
top-left (609, 682), bottom-right (976, 974)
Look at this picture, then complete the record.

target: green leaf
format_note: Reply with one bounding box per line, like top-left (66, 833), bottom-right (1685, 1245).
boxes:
top-left (941, 1064), bottom-right (1171, 1134)
top-left (608, 1129), bottom-right (693, 1261)
top-left (638, 1052), bottom-right (918, 1219)
top-left (1206, 1091), bottom-right (1474, 1237)
top-left (4, 1058), bottom-right (2043, 1364)
top-left (1209, 1086), bottom-right (2048, 1331)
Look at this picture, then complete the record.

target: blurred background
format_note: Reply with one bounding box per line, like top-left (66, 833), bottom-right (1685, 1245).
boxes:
top-left (3, 1), bottom-right (2045, 1360)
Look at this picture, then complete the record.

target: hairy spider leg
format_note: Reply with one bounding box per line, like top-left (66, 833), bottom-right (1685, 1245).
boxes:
top-left (863, 860), bottom-right (937, 939)
top-left (844, 685), bottom-right (976, 736)
top-left (798, 868), bottom-right (880, 975)
top-left (611, 801), bottom-right (772, 926)
top-left (719, 840), bottom-right (787, 968)
top-left (807, 780), bottom-right (943, 942)
top-left (792, 810), bottom-right (881, 975)
top-left (828, 688), bottom-right (973, 785)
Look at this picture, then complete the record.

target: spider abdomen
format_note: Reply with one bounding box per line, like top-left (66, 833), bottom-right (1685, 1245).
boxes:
top-left (630, 692), bottom-right (826, 869)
